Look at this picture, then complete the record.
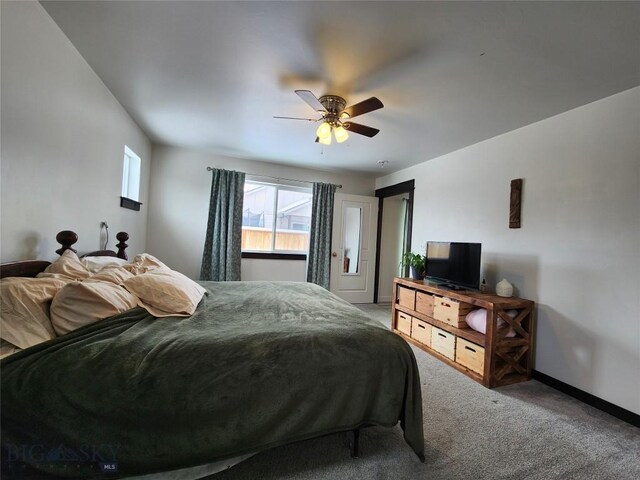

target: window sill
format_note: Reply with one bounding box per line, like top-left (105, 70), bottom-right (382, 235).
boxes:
top-left (242, 252), bottom-right (307, 261)
top-left (120, 197), bottom-right (142, 211)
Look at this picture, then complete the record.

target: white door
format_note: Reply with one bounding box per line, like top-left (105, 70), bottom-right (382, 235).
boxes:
top-left (329, 193), bottom-right (378, 303)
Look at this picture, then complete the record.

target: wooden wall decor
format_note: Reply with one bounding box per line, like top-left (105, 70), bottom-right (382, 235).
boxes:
top-left (509, 178), bottom-right (523, 229)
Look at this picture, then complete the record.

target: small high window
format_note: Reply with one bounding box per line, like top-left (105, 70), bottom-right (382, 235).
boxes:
top-left (122, 146), bottom-right (141, 201)
top-left (121, 146), bottom-right (142, 211)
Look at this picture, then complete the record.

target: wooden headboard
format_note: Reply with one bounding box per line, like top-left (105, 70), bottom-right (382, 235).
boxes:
top-left (0, 261), bottom-right (52, 279)
top-left (0, 230), bottom-right (130, 279)
top-left (55, 230), bottom-right (129, 260)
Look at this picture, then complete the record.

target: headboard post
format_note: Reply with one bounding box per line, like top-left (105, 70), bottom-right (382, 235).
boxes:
top-left (55, 230), bottom-right (78, 256)
top-left (116, 232), bottom-right (129, 260)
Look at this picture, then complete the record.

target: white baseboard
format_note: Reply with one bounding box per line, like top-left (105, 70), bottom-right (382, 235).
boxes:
top-left (378, 295), bottom-right (393, 303)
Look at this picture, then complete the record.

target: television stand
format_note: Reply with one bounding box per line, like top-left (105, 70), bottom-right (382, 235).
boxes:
top-left (392, 277), bottom-right (535, 388)
top-left (437, 283), bottom-right (467, 291)
top-left (424, 280), bottom-right (471, 292)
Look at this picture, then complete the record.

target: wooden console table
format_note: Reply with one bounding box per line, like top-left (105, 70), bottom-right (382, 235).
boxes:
top-left (392, 277), bottom-right (535, 388)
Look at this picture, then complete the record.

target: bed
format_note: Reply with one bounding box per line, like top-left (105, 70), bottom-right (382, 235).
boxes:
top-left (0, 231), bottom-right (425, 479)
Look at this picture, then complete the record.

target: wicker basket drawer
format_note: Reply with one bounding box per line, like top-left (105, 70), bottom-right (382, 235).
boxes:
top-left (395, 311), bottom-right (413, 336)
top-left (431, 326), bottom-right (456, 360)
top-left (415, 292), bottom-right (434, 317)
top-left (456, 337), bottom-right (485, 375)
top-left (433, 297), bottom-right (474, 328)
top-left (411, 319), bottom-right (432, 346)
top-left (397, 286), bottom-right (415, 309)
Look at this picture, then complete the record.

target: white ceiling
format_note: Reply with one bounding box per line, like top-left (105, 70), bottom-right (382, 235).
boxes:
top-left (41, 1), bottom-right (640, 176)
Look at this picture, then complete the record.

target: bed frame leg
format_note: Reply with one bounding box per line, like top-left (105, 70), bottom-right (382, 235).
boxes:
top-left (350, 429), bottom-right (360, 458)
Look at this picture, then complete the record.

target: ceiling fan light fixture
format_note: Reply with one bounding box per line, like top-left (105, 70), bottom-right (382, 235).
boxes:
top-left (316, 121), bottom-right (331, 139)
top-left (318, 133), bottom-right (332, 145)
top-left (281, 90), bottom-right (383, 144)
top-left (334, 125), bottom-right (349, 143)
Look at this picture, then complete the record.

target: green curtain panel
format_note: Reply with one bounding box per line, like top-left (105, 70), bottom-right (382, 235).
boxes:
top-left (200, 168), bottom-right (246, 281)
top-left (306, 182), bottom-right (337, 289)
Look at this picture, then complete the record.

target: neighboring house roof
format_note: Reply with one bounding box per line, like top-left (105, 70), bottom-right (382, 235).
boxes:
top-left (278, 199), bottom-right (311, 216)
top-left (244, 185), bottom-right (267, 196)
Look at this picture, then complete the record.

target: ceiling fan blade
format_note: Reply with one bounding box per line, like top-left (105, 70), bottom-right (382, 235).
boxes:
top-left (342, 97), bottom-right (384, 119)
top-left (295, 90), bottom-right (327, 113)
top-left (273, 116), bottom-right (318, 121)
top-left (344, 122), bottom-right (380, 138)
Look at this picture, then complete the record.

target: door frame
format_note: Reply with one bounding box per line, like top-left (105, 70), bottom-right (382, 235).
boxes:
top-left (373, 179), bottom-right (415, 303)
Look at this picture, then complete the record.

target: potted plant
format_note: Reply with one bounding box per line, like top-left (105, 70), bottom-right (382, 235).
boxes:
top-left (400, 252), bottom-right (426, 280)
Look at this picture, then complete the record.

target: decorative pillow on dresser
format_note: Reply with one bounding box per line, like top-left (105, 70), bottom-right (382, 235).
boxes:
top-left (465, 308), bottom-right (517, 337)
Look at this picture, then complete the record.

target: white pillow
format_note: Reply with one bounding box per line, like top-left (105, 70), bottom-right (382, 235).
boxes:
top-left (81, 256), bottom-right (130, 273)
top-left (465, 309), bottom-right (516, 337)
top-left (123, 268), bottom-right (206, 318)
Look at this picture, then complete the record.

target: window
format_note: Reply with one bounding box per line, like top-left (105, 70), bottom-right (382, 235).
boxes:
top-left (121, 146), bottom-right (141, 202)
top-left (242, 181), bottom-right (312, 255)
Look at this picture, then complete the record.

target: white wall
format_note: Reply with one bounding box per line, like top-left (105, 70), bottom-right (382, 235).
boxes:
top-left (376, 87), bottom-right (640, 414)
top-left (0, 1), bottom-right (151, 261)
top-left (378, 195), bottom-right (407, 302)
top-left (147, 144), bottom-right (375, 280)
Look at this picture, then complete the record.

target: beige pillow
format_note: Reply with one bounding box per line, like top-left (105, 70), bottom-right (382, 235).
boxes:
top-left (128, 253), bottom-right (168, 275)
top-left (39, 249), bottom-right (91, 281)
top-left (123, 268), bottom-right (206, 317)
top-left (50, 280), bottom-right (139, 336)
top-left (81, 256), bottom-right (130, 273)
top-left (88, 266), bottom-right (134, 285)
top-left (0, 277), bottom-right (69, 349)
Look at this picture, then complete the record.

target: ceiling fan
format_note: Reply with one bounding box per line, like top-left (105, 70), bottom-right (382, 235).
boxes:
top-left (274, 90), bottom-right (383, 145)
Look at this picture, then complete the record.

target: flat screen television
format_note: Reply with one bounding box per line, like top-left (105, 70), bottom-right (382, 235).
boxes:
top-left (425, 242), bottom-right (481, 290)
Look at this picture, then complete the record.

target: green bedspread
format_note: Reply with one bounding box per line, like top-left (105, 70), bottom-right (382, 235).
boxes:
top-left (1, 281), bottom-right (424, 478)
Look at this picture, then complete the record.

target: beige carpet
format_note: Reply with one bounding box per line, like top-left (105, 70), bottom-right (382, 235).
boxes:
top-left (209, 304), bottom-right (640, 480)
